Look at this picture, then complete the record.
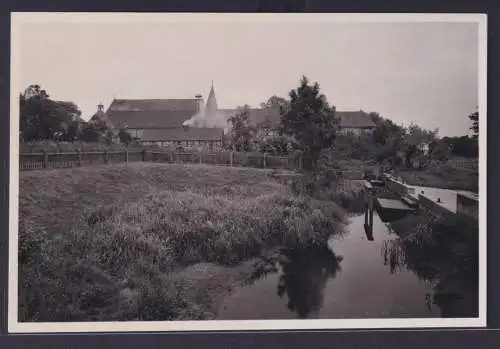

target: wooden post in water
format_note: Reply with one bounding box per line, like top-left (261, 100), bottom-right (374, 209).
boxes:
top-left (42, 149), bottom-right (48, 169)
top-left (364, 190), bottom-right (369, 226)
top-left (364, 181), bottom-right (374, 237)
top-left (77, 149), bottom-right (82, 167)
top-left (263, 153), bottom-right (267, 168)
top-left (368, 188), bottom-right (374, 230)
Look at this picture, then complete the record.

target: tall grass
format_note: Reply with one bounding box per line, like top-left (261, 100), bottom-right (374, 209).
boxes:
top-left (19, 162), bottom-right (350, 321)
top-left (20, 140), bottom-right (143, 153)
top-left (290, 172), bottom-right (366, 214)
top-left (393, 162), bottom-right (478, 192)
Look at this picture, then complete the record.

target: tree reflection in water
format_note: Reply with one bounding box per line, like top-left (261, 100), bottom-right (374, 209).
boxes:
top-left (382, 212), bottom-right (478, 318)
top-left (249, 245), bottom-right (343, 319)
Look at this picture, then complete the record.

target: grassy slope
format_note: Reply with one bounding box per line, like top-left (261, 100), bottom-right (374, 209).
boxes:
top-left (392, 163), bottom-right (478, 192)
top-left (19, 163), bottom-right (349, 322)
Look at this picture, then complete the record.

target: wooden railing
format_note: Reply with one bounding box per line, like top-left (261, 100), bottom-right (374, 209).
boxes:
top-left (19, 149), bottom-right (303, 172)
top-left (447, 158), bottom-right (478, 170)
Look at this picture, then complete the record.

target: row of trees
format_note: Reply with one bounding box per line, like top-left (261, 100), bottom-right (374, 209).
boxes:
top-left (227, 76), bottom-right (479, 171)
top-left (20, 85), bottom-right (133, 145)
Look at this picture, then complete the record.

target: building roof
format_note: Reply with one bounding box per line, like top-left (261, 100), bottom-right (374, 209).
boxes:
top-left (220, 108), bottom-right (376, 130)
top-left (105, 98), bottom-right (199, 129)
top-left (205, 83), bottom-right (218, 116)
top-left (336, 111), bottom-right (376, 129)
top-left (108, 98), bottom-right (199, 112)
top-left (141, 127), bottom-right (224, 142)
top-left (218, 107), bottom-right (282, 128)
top-left (106, 110), bottom-right (197, 129)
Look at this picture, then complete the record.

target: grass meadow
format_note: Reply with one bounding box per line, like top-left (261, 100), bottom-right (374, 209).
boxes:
top-left (392, 162), bottom-right (478, 193)
top-left (19, 162), bottom-right (363, 322)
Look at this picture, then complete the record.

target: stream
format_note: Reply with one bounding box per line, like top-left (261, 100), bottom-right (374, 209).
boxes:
top-left (217, 211), bottom-right (477, 319)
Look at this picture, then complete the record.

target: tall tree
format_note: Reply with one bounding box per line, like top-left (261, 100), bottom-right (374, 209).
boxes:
top-left (228, 105), bottom-right (257, 151)
top-left (260, 95), bottom-right (290, 113)
top-left (402, 124), bottom-right (438, 168)
top-left (468, 109), bottom-right (479, 137)
top-left (20, 84), bottom-right (82, 142)
top-left (118, 129), bottom-right (133, 146)
top-left (281, 76), bottom-right (339, 170)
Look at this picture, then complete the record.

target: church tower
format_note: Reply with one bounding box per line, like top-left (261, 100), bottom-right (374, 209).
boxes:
top-left (205, 81), bottom-right (218, 119)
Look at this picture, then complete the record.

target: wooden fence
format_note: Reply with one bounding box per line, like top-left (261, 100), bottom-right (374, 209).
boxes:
top-left (447, 158), bottom-right (478, 170)
top-left (19, 149), bottom-right (303, 172)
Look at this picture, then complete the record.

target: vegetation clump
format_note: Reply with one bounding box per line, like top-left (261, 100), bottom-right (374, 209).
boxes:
top-left (19, 162), bottom-right (353, 321)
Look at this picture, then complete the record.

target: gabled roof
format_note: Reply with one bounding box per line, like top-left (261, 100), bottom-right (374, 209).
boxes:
top-left (249, 107), bottom-right (282, 127)
top-left (142, 127), bottom-right (224, 142)
top-left (336, 111), bottom-right (376, 129)
top-left (218, 107), bottom-right (282, 128)
top-left (106, 110), bottom-right (196, 129)
top-left (108, 99), bottom-right (199, 112)
top-left (105, 98), bottom-right (199, 129)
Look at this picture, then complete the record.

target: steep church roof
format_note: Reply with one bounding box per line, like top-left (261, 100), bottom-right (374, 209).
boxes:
top-left (105, 98), bottom-right (200, 129)
top-left (205, 81), bottom-right (218, 117)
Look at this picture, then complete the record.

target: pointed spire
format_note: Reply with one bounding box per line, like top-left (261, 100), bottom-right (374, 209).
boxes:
top-left (206, 81), bottom-right (218, 117)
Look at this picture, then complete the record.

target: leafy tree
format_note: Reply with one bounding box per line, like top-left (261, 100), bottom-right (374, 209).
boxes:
top-left (442, 135), bottom-right (478, 158)
top-left (281, 76), bottom-right (339, 170)
top-left (402, 124), bottom-right (438, 168)
top-left (118, 129), bottom-right (133, 146)
top-left (79, 122), bottom-right (101, 143)
top-left (370, 112), bottom-right (405, 146)
top-left (428, 139), bottom-right (452, 162)
top-left (468, 109), bottom-right (479, 137)
top-left (260, 95), bottom-right (290, 113)
top-left (19, 85), bottom-right (82, 142)
top-left (228, 105), bottom-right (257, 152)
top-left (258, 134), bottom-right (300, 155)
top-left (60, 120), bottom-right (82, 142)
top-left (78, 118), bottom-right (114, 144)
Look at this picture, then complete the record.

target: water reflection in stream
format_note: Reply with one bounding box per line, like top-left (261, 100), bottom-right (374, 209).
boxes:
top-left (217, 211), bottom-right (477, 320)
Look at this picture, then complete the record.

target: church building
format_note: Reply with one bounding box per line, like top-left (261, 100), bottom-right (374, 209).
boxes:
top-left (90, 82), bottom-right (377, 150)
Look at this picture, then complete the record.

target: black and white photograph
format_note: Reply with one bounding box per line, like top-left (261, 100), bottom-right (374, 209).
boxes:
top-left (9, 13), bottom-right (486, 333)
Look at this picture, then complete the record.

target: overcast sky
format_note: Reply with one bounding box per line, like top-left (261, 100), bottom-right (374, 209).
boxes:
top-left (15, 15), bottom-right (480, 137)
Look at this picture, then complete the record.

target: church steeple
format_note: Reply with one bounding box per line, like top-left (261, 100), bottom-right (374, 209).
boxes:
top-left (205, 81), bottom-right (218, 118)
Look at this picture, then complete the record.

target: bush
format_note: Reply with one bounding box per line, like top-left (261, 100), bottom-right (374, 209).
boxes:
top-left (290, 173), bottom-right (365, 214)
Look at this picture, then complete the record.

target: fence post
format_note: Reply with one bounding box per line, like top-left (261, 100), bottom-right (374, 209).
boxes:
top-left (199, 153), bottom-right (203, 164)
top-left (104, 150), bottom-right (108, 164)
top-left (263, 153), bottom-right (267, 168)
top-left (124, 149), bottom-right (129, 163)
top-left (77, 149), bottom-right (82, 167)
top-left (43, 149), bottom-right (48, 169)
top-left (142, 149), bottom-right (146, 162)
top-left (230, 151), bottom-right (233, 167)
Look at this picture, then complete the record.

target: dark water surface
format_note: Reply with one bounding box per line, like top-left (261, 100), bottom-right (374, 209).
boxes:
top-left (217, 212), bottom-right (477, 319)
